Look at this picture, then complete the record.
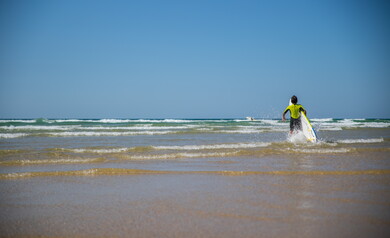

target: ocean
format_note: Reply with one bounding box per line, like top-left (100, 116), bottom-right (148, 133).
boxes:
top-left (1, 118), bottom-right (390, 237)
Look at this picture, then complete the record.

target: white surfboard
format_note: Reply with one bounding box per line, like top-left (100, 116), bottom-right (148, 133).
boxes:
top-left (300, 112), bottom-right (317, 143)
top-left (288, 99), bottom-right (317, 143)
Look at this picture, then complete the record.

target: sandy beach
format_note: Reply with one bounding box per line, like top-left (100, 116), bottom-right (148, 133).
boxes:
top-left (1, 170), bottom-right (390, 237)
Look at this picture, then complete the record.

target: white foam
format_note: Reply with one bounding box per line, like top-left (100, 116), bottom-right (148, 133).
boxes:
top-left (127, 151), bottom-right (239, 160)
top-left (308, 119), bottom-right (390, 131)
top-left (217, 129), bottom-right (261, 134)
top-left (0, 133), bottom-right (28, 138)
top-left (53, 119), bottom-right (91, 123)
top-left (0, 125), bottom-right (79, 131)
top-left (98, 119), bottom-right (134, 123)
top-left (70, 148), bottom-right (129, 153)
top-left (318, 126), bottom-right (343, 131)
top-left (78, 125), bottom-right (195, 131)
top-left (311, 118), bottom-right (334, 122)
top-left (79, 168), bottom-right (99, 176)
top-left (154, 142), bottom-right (270, 150)
top-left (0, 120), bottom-right (36, 123)
top-left (259, 119), bottom-right (281, 125)
top-left (78, 126), bottom-right (148, 130)
top-left (287, 131), bottom-right (308, 144)
top-left (3, 172), bottom-right (33, 179)
top-left (236, 125), bottom-right (259, 128)
top-left (48, 131), bottom-right (175, 137)
top-left (161, 119), bottom-right (192, 123)
top-left (196, 128), bottom-right (212, 131)
top-left (336, 138), bottom-right (384, 144)
top-left (360, 122), bottom-right (390, 128)
top-left (55, 119), bottom-right (138, 123)
top-left (129, 119), bottom-right (195, 123)
top-left (331, 119), bottom-right (389, 129)
top-left (50, 119), bottom-right (194, 123)
top-left (290, 148), bottom-right (351, 153)
top-left (0, 125), bottom-right (194, 132)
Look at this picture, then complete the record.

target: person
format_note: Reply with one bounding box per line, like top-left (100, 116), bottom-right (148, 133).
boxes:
top-left (282, 95), bottom-right (306, 134)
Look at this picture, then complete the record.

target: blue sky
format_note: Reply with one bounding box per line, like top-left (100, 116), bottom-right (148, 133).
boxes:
top-left (1, 0), bottom-right (389, 119)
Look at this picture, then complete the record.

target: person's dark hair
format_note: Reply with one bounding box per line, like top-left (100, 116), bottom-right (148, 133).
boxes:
top-left (291, 95), bottom-right (298, 104)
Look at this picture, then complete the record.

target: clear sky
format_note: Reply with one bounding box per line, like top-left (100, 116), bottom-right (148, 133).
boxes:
top-left (1, 0), bottom-right (389, 119)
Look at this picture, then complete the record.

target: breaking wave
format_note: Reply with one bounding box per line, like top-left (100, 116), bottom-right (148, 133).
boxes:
top-left (336, 138), bottom-right (384, 144)
top-left (0, 118), bottom-right (389, 139)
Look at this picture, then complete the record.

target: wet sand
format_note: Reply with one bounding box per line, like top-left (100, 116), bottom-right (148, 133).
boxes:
top-left (1, 170), bottom-right (390, 237)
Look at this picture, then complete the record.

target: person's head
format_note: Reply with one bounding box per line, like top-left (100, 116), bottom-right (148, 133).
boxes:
top-left (291, 95), bottom-right (298, 104)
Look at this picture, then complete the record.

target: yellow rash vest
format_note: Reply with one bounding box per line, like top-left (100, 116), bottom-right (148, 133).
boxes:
top-left (284, 104), bottom-right (305, 119)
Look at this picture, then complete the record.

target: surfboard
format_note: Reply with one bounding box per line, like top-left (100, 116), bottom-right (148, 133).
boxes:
top-left (300, 112), bottom-right (317, 143)
top-left (288, 99), bottom-right (317, 143)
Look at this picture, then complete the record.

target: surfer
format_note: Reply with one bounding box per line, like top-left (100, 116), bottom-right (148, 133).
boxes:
top-left (282, 95), bottom-right (306, 134)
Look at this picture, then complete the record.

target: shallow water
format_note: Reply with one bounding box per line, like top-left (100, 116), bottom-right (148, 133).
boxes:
top-left (0, 118), bottom-right (389, 237)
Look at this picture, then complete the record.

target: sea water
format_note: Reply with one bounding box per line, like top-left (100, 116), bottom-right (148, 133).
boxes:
top-left (0, 118), bottom-right (389, 237)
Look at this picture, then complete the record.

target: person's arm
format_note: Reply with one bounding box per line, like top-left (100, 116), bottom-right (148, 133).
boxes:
top-left (282, 109), bottom-right (289, 121)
